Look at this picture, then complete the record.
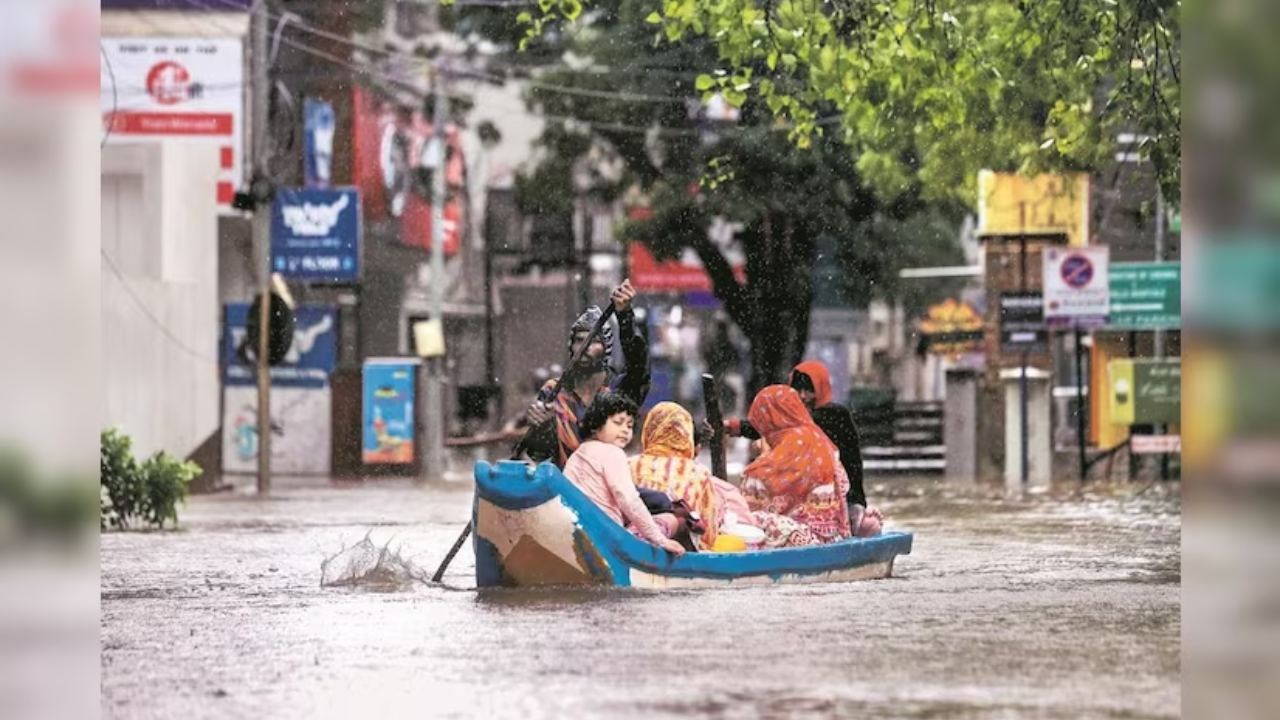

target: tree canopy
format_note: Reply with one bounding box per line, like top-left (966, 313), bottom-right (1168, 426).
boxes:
top-left (453, 0), bottom-right (966, 389)
top-left (493, 0), bottom-right (1181, 206)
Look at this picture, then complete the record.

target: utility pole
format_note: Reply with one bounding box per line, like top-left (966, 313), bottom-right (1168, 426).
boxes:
top-left (1153, 189), bottom-right (1169, 481)
top-left (252, 0), bottom-right (273, 495)
top-left (424, 59), bottom-right (448, 480)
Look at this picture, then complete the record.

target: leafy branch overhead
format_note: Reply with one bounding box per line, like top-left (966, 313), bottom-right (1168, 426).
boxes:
top-left (486, 0), bottom-right (1181, 205)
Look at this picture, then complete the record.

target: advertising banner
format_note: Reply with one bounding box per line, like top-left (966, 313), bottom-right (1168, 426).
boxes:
top-left (100, 36), bottom-right (244, 209)
top-left (977, 171), bottom-right (1090, 248)
top-left (362, 359), bottom-right (420, 465)
top-left (270, 187), bottom-right (361, 283)
top-left (221, 303), bottom-right (337, 475)
top-left (304, 98), bottom-right (335, 189)
top-left (352, 85), bottom-right (462, 256)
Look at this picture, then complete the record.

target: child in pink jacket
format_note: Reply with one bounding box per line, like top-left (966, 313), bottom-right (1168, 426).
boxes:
top-left (562, 394), bottom-right (686, 557)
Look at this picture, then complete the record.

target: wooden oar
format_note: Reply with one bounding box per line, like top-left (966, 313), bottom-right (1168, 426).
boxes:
top-left (430, 302), bottom-right (617, 583)
top-left (701, 373), bottom-right (728, 480)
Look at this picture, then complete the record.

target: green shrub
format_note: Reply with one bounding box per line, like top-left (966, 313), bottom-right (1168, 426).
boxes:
top-left (100, 428), bottom-right (201, 531)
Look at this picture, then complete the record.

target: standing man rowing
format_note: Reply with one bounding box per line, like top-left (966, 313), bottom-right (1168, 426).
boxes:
top-left (521, 280), bottom-right (651, 467)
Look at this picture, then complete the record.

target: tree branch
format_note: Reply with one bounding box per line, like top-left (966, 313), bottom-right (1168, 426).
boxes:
top-left (689, 231), bottom-right (751, 324)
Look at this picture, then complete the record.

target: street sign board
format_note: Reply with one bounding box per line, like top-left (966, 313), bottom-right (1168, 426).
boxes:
top-left (1108, 262), bottom-right (1181, 330)
top-left (270, 187), bottom-right (361, 283)
top-left (1132, 435), bottom-right (1181, 454)
top-left (1044, 245), bottom-right (1109, 326)
top-left (1000, 291), bottom-right (1048, 354)
top-left (1109, 358), bottom-right (1181, 426)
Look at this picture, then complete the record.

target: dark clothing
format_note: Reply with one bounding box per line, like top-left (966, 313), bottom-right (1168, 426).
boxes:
top-left (522, 308), bottom-right (651, 466)
top-left (735, 404), bottom-right (867, 508)
top-left (812, 404), bottom-right (867, 508)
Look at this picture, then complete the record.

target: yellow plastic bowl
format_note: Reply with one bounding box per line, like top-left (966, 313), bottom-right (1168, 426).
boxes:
top-left (712, 534), bottom-right (748, 553)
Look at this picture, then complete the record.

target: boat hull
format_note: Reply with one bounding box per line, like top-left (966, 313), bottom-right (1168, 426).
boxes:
top-left (472, 460), bottom-right (913, 589)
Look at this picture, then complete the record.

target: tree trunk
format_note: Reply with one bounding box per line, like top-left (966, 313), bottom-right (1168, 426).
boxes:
top-left (691, 210), bottom-right (816, 406)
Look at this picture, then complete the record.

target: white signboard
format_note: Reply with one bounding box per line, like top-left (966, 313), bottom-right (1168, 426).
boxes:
top-left (1132, 435), bottom-right (1181, 455)
top-left (100, 37), bottom-right (244, 211)
top-left (1044, 245), bottom-right (1110, 326)
top-left (222, 387), bottom-right (332, 475)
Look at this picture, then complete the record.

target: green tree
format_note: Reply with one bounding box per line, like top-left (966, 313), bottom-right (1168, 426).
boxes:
top-left (463, 0), bottom-right (962, 390)
top-left (501, 0), bottom-right (1181, 206)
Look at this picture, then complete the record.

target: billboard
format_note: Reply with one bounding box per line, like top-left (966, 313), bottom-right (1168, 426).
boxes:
top-left (221, 303), bottom-right (337, 475)
top-left (363, 359), bottom-right (419, 465)
top-left (100, 37), bottom-right (244, 209)
top-left (351, 85), bottom-right (462, 256)
top-left (270, 187), bottom-right (361, 283)
top-left (977, 171), bottom-right (1090, 248)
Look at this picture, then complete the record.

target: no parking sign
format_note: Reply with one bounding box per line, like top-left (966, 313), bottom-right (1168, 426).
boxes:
top-left (1044, 245), bottom-right (1110, 326)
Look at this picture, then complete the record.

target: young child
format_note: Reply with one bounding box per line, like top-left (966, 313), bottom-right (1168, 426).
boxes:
top-left (562, 394), bottom-right (686, 557)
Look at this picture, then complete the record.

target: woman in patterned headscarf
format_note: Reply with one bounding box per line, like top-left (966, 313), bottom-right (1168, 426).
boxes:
top-left (739, 385), bottom-right (852, 548)
top-left (628, 402), bottom-right (727, 549)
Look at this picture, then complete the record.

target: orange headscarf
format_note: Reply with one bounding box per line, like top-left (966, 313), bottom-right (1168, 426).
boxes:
top-left (628, 402), bottom-right (720, 546)
top-left (741, 385), bottom-right (839, 515)
top-left (790, 360), bottom-right (833, 407)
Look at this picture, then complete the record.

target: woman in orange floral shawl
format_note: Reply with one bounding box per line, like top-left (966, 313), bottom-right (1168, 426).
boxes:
top-left (740, 385), bottom-right (852, 548)
top-left (628, 402), bottom-right (724, 549)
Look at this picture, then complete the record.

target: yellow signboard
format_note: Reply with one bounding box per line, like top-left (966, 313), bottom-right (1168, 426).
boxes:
top-left (917, 298), bottom-right (984, 356)
top-left (1109, 359), bottom-right (1136, 425)
top-left (977, 171), bottom-right (1091, 248)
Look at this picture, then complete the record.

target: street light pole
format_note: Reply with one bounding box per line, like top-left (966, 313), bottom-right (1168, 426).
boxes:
top-left (424, 59), bottom-right (448, 481)
top-left (251, 0), bottom-right (273, 495)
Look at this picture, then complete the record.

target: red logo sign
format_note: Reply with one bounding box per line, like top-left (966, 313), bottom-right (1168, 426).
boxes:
top-left (146, 61), bottom-right (192, 105)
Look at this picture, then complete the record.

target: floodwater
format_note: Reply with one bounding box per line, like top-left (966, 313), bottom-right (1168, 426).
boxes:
top-left (101, 476), bottom-right (1180, 720)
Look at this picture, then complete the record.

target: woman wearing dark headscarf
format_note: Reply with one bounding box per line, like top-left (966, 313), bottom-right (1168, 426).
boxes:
top-left (522, 280), bottom-right (652, 467)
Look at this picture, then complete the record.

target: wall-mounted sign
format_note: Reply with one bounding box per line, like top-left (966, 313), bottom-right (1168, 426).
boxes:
top-left (918, 298), bottom-right (985, 356)
top-left (1108, 262), bottom-right (1181, 330)
top-left (221, 303), bottom-right (337, 475)
top-left (100, 37), bottom-right (243, 209)
top-left (1000, 291), bottom-right (1048, 355)
top-left (1044, 245), bottom-right (1109, 327)
top-left (1109, 359), bottom-right (1181, 426)
top-left (270, 188), bottom-right (361, 283)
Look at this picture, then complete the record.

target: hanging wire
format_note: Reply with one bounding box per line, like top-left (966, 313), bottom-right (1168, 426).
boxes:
top-left (100, 40), bottom-right (118, 149)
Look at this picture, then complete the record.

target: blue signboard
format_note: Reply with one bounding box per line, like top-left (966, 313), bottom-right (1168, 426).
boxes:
top-left (222, 303), bottom-right (337, 388)
top-left (304, 99), bottom-right (335, 189)
top-left (270, 187), bottom-right (360, 283)
top-left (363, 359), bottom-right (419, 464)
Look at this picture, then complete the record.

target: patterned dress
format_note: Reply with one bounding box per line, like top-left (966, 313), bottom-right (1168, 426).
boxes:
top-left (628, 402), bottom-right (725, 549)
top-left (738, 385), bottom-right (852, 548)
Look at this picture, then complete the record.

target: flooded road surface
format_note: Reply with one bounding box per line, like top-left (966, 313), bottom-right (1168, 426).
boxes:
top-left (101, 477), bottom-right (1180, 720)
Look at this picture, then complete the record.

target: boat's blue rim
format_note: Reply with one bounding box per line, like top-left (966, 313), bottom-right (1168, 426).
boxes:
top-left (475, 461), bottom-right (913, 581)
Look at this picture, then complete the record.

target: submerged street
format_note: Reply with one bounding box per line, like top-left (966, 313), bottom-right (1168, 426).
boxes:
top-left (100, 477), bottom-right (1180, 720)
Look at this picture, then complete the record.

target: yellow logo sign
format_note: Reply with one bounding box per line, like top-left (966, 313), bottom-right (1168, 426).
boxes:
top-left (918, 299), bottom-right (984, 356)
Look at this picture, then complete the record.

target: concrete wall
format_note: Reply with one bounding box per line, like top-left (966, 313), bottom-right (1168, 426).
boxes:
top-left (101, 141), bottom-right (220, 459)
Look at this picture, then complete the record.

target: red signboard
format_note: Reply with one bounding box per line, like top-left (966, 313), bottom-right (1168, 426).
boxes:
top-left (627, 208), bottom-right (746, 292)
top-left (352, 85), bottom-right (462, 256)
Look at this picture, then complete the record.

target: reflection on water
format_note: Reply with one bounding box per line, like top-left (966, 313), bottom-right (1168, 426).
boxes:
top-left (100, 478), bottom-right (1179, 720)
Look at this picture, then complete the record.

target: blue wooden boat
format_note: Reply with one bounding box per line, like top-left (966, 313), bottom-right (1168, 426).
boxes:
top-left (472, 460), bottom-right (914, 589)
